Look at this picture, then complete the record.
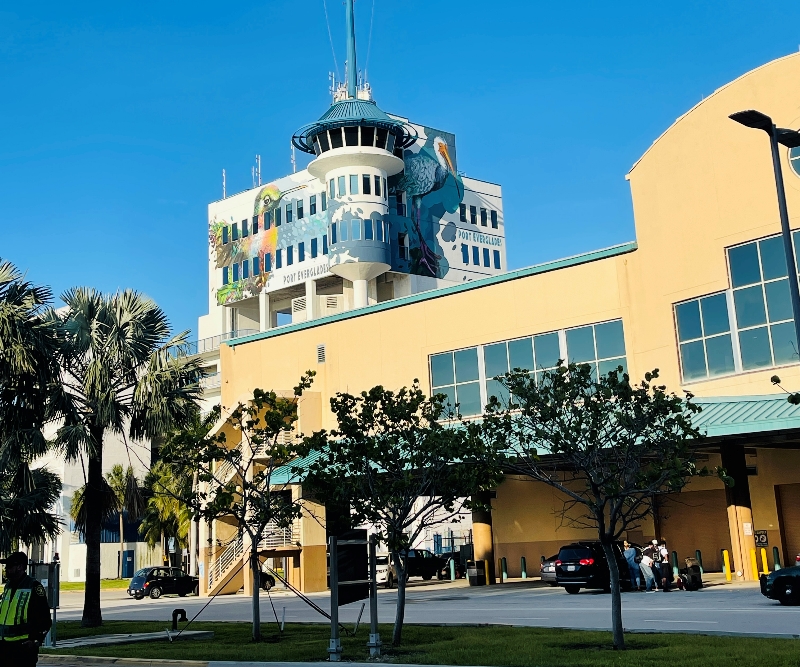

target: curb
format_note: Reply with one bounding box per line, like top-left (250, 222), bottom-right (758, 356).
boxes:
top-left (39, 658), bottom-right (208, 666)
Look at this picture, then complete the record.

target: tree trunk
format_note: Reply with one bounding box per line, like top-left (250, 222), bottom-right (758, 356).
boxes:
top-left (251, 545), bottom-right (261, 641)
top-left (81, 430), bottom-right (104, 627)
top-left (600, 540), bottom-right (625, 650)
top-left (391, 551), bottom-right (406, 646)
top-left (118, 512), bottom-right (124, 579)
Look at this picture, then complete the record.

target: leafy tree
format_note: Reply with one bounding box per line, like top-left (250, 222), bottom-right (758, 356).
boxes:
top-left (0, 259), bottom-right (62, 552)
top-left (140, 460), bottom-right (191, 566)
top-left (52, 288), bottom-right (201, 627)
top-left (482, 363), bottom-right (709, 650)
top-left (106, 464), bottom-right (145, 577)
top-left (302, 382), bottom-right (503, 647)
top-left (161, 375), bottom-right (315, 642)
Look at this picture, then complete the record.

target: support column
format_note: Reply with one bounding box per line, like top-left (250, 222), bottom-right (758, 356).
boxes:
top-left (305, 280), bottom-right (318, 321)
top-left (472, 491), bottom-right (496, 584)
top-left (721, 444), bottom-right (757, 581)
top-left (353, 279), bottom-right (368, 308)
top-left (258, 291), bottom-right (270, 332)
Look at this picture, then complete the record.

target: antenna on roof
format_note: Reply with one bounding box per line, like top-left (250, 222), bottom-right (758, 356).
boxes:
top-left (345, 0), bottom-right (357, 99)
top-left (255, 154), bottom-right (261, 186)
top-left (222, 169), bottom-right (226, 199)
top-left (291, 143), bottom-right (297, 174)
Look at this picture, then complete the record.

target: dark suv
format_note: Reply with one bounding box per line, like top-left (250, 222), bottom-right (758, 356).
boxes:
top-left (127, 567), bottom-right (199, 600)
top-left (386, 549), bottom-right (445, 587)
top-left (555, 542), bottom-right (634, 594)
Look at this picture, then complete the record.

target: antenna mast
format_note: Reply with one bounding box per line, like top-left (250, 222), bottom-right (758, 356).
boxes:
top-left (255, 154), bottom-right (261, 186)
top-left (291, 143), bottom-right (297, 174)
top-left (345, 0), bottom-right (357, 99)
top-left (222, 169), bottom-right (226, 199)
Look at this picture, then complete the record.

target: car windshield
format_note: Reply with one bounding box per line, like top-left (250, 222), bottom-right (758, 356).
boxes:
top-left (133, 569), bottom-right (148, 577)
top-left (558, 547), bottom-right (593, 561)
top-left (376, 557), bottom-right (388, 565)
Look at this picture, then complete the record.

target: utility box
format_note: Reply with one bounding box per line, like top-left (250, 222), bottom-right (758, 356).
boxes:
top-left (467, 560), bottom-right (486, 586)
top-left (29, 561), bottom-right (60, 609)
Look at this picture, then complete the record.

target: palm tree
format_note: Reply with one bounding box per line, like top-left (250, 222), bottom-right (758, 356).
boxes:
top-left (53, 288), bottom-right (201, 627)
top-left (140, 461), bottom-right (190, 567)
top-left (0, 259), bottom-right (62, 553)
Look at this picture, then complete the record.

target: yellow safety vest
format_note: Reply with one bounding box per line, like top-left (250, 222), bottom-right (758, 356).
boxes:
top-left (0, 584), bottom-right (32, 641)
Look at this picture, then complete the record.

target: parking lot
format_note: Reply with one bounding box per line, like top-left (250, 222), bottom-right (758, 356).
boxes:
top-left (56, 578), bottom-right (800, 637)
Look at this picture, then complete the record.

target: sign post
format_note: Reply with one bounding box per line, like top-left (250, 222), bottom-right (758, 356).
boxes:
top-left (367, 534), bottom-right (381, 657)
top-left (328, 536), bottom-right (342, 662)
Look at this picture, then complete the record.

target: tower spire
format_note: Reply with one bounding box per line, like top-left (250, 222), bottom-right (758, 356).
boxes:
top-left (346, 0), bottom-right (357, 99)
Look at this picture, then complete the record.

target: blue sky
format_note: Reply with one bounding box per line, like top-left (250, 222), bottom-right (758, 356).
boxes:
top-left (3, 0), bottom-right (800, 337)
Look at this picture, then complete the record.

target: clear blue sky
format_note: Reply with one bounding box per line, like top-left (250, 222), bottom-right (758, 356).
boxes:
top-left (3, 1), bottom-right (800, 337)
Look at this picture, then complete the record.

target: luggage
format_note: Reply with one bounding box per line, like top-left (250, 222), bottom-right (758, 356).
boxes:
top-left (680, 557), bottom-right (703, 591)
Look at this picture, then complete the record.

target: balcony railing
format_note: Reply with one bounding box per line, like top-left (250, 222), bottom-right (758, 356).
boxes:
top-left (200, 372), bottom-right (222, 389)
top-left (172, 329), bottom-right (259, 357)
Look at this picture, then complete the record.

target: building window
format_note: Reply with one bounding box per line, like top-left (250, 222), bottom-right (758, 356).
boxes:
top-left (287, 245), bottom-right (294, 266)
top-left (482, 248), bottom-right (490, 267)
top-left (232, 263), bottom-right (240, 282)
top-left (286, 203), bottom-right (293, 224)
top-left (222, 266), bottom-right (229, 285)
top-left (430, 347), bottom-right (482, 416)
top-left (350, 175), bottom-right (359, 195)
top-left (322, 192), bottom-right (327, 211)
top-left (382, 178), bottom-right (387, 200)
top-left (491, 210), bottom-right (498, 229)
top-left (472, 246), bottom-right (480, 265)
top-left (297, 200), bottom-right (304, 219)
top-left (398, 233), bottom-right (409, 260)
top-left (493, 249), bottom-right (501, 269)
top-left (242, 219), bottom-right (249, 237)
top-left (310, 195), bottom-right (317, 215)
top-left (364, 219), bottom-right (374, 240)
top-left (480, 208), bottom-right (487, 227)
top-left (275, 208), bottom-right (282, 226)
top-left (330, 223), bottom-right (338, 244)
top-left (361, 126), bottom-right (374, 146)
top-left (330, 128), bottom-right (343, 149)
top-left (242, 260), bottom-right (250, 279)
top-left (252, 215), bottom-right (259, 234)
top-left (351, 219), bottom-right (361, 240)
top-left (338, 176), bottom-right (346, 198)
top-left (461, 244), bottom-right (469, 264)
top-left (566, 320), bottom-right (627, 377)
top-left (222, 226), bottom-right (229, 244)
top-left (323, 234), bottom-right (328, 254)
top-left (375, 127), bottom-right (388, 149)
top-left (311, 238), bottom-right (318, 258)
top-left (675, 293), bottom-right (735, 381)
top-left (396, 192), bottom-right (406, 217)
top-left (374, 175), bottom-right (381, 198)
top-left (253, 256), bottom-right (260, 275)
top-left (363, 174), bottom-right (371, 195)
top-left (265, 211), bottom-right (272, 229)
top-left (317, 132), bottom-right (330, 152)
top-left (340, 220), bottom-right (349, 241)
top-left (264, 253), bottom-right (272, 272)
top-left (232, 222), bottom-right (239, 241)
top-left (483, 333), bottom-right (561, 403)
top-left (469, 206), bottom-right (477, 225)
top-left (298, 242), bottom-right (305, 262)
top-left (376, 218), bottom-right (383, 242)
top-left (460, 204), bottom-right (467, 223)
top-left (276, 249), bottom-right (282, 269)
top-left (329, 179), bottom-right (335, 200)
top-left (344, 126), bottom-right (359, 146)
top-left (791, 147), bottom-right (800, 178)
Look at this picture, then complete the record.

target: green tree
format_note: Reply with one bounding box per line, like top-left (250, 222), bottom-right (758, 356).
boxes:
top-left (302, 381), bottom-right (503, 647)
top-left (140, 460), bottom-right (190, 566)
top-left (0, 259), bottom-right (62, 552)
top-left (106, 464), bottom-right (145, 578)
top-left (162, 375), bottom-right (314, 642)
top-left (53, 288), bottom-right (201, 627)
top-left (482, 363), bottom-right (711, 650)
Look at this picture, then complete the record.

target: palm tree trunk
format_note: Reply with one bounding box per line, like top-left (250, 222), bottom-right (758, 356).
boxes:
top-left (119, 512), bottom-right (124, 579)
top-left (81, 429), bottom-right (104, 628)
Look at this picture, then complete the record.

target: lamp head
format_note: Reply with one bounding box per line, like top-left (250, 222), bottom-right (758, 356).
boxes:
top-left (730, 110), bottom-right (774, 132)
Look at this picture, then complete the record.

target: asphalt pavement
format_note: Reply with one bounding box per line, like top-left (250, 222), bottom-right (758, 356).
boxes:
top-left (55, 577), bottom-right (800, 637)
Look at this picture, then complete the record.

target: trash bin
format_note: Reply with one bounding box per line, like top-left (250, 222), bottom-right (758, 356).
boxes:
top-left (467, 560), bottom-right (486, 586)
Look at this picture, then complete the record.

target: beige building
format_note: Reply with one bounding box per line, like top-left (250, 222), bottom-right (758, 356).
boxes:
top-left (203, 52), bottom-right (800, 593)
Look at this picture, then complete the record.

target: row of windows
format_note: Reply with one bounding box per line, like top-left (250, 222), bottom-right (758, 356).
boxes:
top-left (459, 204), bottom-right (499, 229)
top-left (460, 244), bottom-right (501, 270)
top-left (429, 319), bottom-right (626, 416)
top-left (329, 218), bottom-right (390, 244)
top-left (328, 174), bottom-right (388, 201)
top-left (675, 232), bottom-right (800, 381)
top-left (312, 126), bottom-right (399, 156)
top-left (221, 235), bottom-right (329, 285)
top-left (221, 194), bottom-right (328, 245)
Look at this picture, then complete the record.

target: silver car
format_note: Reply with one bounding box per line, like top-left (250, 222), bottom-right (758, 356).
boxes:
top-left (540, 555), bottom-right (558, 586)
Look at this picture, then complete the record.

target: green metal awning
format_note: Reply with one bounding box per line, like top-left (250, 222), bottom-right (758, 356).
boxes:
top-left (694, 394), bottom-right (800, 439)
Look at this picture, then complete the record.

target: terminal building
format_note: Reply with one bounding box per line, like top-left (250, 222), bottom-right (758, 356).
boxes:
top-left (196, 19), bottom-right (800, 592)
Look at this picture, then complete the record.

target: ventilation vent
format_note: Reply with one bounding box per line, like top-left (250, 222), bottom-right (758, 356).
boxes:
top-left (317, 344), bottom-right (326, 363)
top-left (291, 296), bottom-right (307, 323)
top-left (319, 294), bottom-right (343, 314)
top-left (326, 296), bottom-right (339, 308)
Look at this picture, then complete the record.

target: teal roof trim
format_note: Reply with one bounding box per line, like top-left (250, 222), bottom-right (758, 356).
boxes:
top-left (694, 394), bottom-right (800, 438)
top-left (227, 241), bottom-right (638, 349)
top-left (270, 449), bottom-right (325, 486)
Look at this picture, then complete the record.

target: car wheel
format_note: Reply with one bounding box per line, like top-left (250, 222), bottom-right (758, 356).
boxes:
top-left (437, 571), bottom-right (443, 580)
top-left (565, 585), bottom-right (581, 594)
top-left (149, 586), bottom-right (163, 600)
top-left (193, 583), bottom-right (200, 596)
top-left (134, 593), bottom-right (144, 600)
top-left (777, 580), bottom-right (799, 606)
top-left (262, 578), bottom-right (273, 592)
top-left (548, 582), bottom-right (558, 587)
top-left (422, 574), bottom-right (433, 580)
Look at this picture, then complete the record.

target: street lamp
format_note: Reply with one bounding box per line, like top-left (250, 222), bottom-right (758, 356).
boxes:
top-left (730, 110), bottom-right (800, 354)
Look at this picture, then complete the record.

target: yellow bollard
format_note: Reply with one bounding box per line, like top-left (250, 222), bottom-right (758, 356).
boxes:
top-left (760, 548), bottom-right (770, 576)
top-left (723, 550), bottom-right (732, 581)
top-left (750, 549), bottom-right (758, 581)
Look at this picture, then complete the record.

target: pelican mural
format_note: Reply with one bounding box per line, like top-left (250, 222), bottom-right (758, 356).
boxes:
top-left (395, 136), bottom-right (463, 277)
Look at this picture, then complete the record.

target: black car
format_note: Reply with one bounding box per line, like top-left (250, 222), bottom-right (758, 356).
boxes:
top-left (386, 549), bottom-right (445, 586)
top-left (540, 554), bottom-right (558, 586)
top-left (555, 542), bottom-right (635, 594)
top-left (127, 566), bottom-right (199, 600)
top-left (761, 565), bottom-right (800, 605)
top-left (260, 571), bottom-right (276, 591)
top-left (438, 552), bottom-right (467, 580)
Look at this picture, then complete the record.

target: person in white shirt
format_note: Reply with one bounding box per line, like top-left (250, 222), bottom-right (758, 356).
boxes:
top-left (639, 553), bottom-right (657, 591)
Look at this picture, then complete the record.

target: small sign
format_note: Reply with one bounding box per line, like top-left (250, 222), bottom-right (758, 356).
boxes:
top-left (168, 537), bottom-right (176, 553)
top-left (743, 522), bottom-right (753, 536)
top-left (755, 530), bottom-right (769, 547)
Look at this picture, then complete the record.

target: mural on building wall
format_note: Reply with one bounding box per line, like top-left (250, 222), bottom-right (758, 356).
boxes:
top-left (391, 127), bottom-right (464, 278)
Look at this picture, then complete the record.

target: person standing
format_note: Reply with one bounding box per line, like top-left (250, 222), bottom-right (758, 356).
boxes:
top-left (639, 551), bottom-right (657, 591)
top-left (0, 552), bottom-right (52, 666)
top-left (623, 541), bottom-right (642, 591)
top-left (658, 540), bottom-right (673, 592)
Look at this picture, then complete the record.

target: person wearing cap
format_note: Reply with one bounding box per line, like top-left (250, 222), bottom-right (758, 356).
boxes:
top-left (0, 552), bottom-right (52, 666)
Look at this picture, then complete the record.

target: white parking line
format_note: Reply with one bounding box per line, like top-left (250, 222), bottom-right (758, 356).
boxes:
top-left (642, 620), bottom-right (719, 624)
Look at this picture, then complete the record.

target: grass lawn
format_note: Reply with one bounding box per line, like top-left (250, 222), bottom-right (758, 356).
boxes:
top-left (43, 621), bottom-right (800, 666)
top-left (59, 579), bottom-right (131, 592)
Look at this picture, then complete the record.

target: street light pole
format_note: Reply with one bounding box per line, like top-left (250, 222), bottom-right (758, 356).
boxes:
top-left (730, 110), bottom-right (800, 356)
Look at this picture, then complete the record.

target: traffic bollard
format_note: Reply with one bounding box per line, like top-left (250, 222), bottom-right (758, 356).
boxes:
top-left (722, 550), bottom-right (732, 581)
top-left (671, 550), bottom-right (679, 578)
top-left (501, 557), bottom-right (508, 582)
top-left (750, 548), bottom-right (758, 581)
top-left (695, 549), bottom-right (704, 575)
top-left (773, 546), bottom-right (782, 570)
top-left (520, 556), bottom-right (527, 579)
top-left (760, 548), bottom-right (769, 576)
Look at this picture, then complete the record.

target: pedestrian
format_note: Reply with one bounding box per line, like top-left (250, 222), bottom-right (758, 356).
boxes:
top-left (0, 552), bottom-right (52, 666)
top-left (623, 541), bottom-right (642, 591)
top-left (658, 540), bottom-right (673, 592)
top-left (639, 551), bottom-right (657, 591)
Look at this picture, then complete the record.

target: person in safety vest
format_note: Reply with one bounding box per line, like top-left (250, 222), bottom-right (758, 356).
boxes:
top-left (0, 551), bottom-right (52, 666)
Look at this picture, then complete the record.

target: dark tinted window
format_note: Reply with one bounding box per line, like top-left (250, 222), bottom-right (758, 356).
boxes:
top-left (344, 126), bottom-right (359, 146)
top-left (557, 547), bottom-right (592, 561)
top-left (375, 128), bottom-right (388, 149)
top-left (330, 128), bottom-right (343, 149)
top-left (361, 126), bottom-right (374, 146)
top-left (318, 132), bottom-right (330, 152)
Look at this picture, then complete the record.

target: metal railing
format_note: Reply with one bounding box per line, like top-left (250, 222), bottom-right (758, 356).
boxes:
top-left (200, 372), bottom-right (222, 389)
top-left (172, 329), bottom-right (259, 358)
top-left (258, 521), bottom-right (298, 549)
top-left (208, 535), bottom-right (244, 590)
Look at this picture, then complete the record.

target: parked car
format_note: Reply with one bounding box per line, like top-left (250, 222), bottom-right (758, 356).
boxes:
top-left (260, 571), bottom-right (276, 591)
top-left (555, 542), bottom-right (637, 594)
top-left (540, 554), bottom-right (558, 586)
top-left (438, 552), bottom-right (466, 580)
top-left (127, 567), bottom-right (199, 600)
top-left (385, 549), bottom-right (445, 587)
top-left (376, 555), bottom-right (390, 587)
top-left (761, 565), bottom-right (800, 605)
